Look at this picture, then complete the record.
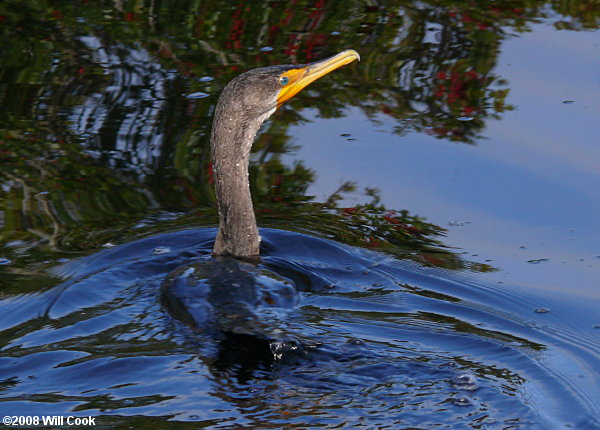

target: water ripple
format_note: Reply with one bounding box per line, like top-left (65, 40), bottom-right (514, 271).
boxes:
top-left (0, 228), bottom-right (598, 428)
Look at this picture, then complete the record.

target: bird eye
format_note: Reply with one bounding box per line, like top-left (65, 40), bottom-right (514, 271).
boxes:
top-left (279, 76), bottom-right (289, 86)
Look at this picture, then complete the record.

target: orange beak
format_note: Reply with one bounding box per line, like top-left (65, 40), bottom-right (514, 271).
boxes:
top-left (276, 49), bottom-right (360, 107)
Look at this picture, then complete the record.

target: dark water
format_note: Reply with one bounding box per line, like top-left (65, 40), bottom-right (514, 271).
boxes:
top-left (1, 1), bottom-right (599, 428)
top-left (2, 228), bottom-right (599, 428)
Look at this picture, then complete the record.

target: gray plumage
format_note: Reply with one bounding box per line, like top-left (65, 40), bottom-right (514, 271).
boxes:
top-left (210, 64), bottom-right (299, 257)
top-left (209, 50), bottom-right (360, 258)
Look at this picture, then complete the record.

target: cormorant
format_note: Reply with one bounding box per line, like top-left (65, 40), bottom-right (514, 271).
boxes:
top-left (161, 51), bottom-right (359, 367)
top-left (210, 49), bottom-right (360, 257)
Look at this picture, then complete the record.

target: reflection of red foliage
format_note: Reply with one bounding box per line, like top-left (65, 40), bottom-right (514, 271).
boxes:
top-left (125, 12), bottom-right (135, 22)
top-left (307, 0), bottom-right (326, 31)
top-left (207, 162), bottom-right (214, 185)
top-left (367, 235), bottom-right (381, 248)
top-left (427, 127), bottom-right (448, 136)
top-left (304, 33), bottom-right (326, 61)
top-left (179, 61), bottom-right (196, 77)
top-left (379, 104), bottom-right (393, 115)
top-left (461, 13), bottom-right (474, 23)
top-left (448, 8), bottom-right (496, 31)
top-left (227, 3), bottom-right (246, 49)
top-left (420, 254), bottom-right (444, 266)
top-left (434, 66), bottom-right (481, 109)
top-left (284, 34), bottom-right (300, 57)
top-left (398, 224), bottom-right (421, 235)
top-left (383, 213), bottom-right (400, 224)
top-left (342, 207), bottom-right (358, 215)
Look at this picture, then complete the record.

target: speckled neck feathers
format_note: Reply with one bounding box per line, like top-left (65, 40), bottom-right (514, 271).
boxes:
top-left (210, 67), bottom-right (285, 257)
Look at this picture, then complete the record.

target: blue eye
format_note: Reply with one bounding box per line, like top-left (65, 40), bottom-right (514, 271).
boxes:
top-left (279, 76), bottom-right (289, 86)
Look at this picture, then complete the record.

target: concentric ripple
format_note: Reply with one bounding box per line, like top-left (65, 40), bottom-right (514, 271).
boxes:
top-left (0, 228), bottom-right (598, 428)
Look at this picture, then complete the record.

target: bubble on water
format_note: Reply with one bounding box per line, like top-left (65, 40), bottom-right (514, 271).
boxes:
top-left (197, 76), bottom-right (214, 82)
top-left (448, 220), bottom-right (470, 226)
top-left (259, 46), bottom-right (274, 52)
top-left (330, 31), bottom-right (341, 35)
top-left (562, 100), bottom-right (574, 104)
top-left (102, 242), bottom-right (116, 248)
top-left (451, 372), bottom-right (479, 391)
top-left (452, 396), bottom-right (473, 407)
top-left (186, 91), bottom-right (209, 99)
top-left (340, 133), bottom-right (352, 137)
top-left (347, 338), bottom-right (366, 346)
top-left (269, 339), bottom-right (305, 361)
top-left (0, 257), bottom-right (12, 265)
top-left (527, 258), bottom-right (548, 264)
top-left (5, 240), bottom-right (26, 248)
top-left (152, 246), bottom-right (171, 255)
top-left (593, 324), bottom-right (600, 329)
top-left (534, 307), bottom-right (550, 314)
top-left (457, 116), bottom-right (474, 121)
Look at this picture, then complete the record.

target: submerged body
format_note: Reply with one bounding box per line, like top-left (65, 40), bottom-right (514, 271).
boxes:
top-left (161, 257), bottom-right (297, 337)
top-left (162, 51), bottom-right (359, 343)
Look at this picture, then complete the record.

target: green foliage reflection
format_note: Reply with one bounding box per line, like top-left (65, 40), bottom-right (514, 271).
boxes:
top-left (0, 0), bottom-right (597, 277)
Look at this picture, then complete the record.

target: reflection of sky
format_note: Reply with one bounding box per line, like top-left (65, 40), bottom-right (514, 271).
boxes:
top-left (282, 24), bottom-right (600, 299)
top-left (69, 36), bottom-right (173, 171)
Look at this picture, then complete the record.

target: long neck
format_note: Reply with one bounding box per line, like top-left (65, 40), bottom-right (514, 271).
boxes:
top-left (210, 101), bottom-right (273, 257)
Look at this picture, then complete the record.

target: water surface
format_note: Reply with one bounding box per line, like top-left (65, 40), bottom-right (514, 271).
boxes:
top-left (1, 1), bottom-right (599, 428)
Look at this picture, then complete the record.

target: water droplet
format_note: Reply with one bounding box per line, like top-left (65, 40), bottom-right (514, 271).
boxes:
top-left (186, 91), bottom-right (209, 99)
top-left (527, 258), bottom-right (548, 264)
top-left (259, 46), bottom-right (274, 52)
top-left (0, 257), bottom-right (12, 265)
top-left (452, 372), bottom-right (479, 391)
top-left (152, 246), bottom-right (171, 255)
top-left (457, 116), bottom-right (474, 121)
top-left (534, 307), bottom-right (550, 314)
top-left (448, 220), bottom-right (469, 226)
top-left (197, 76), bottom-right (214, 82)
top-left (452, 396), bottom-right (472, 407)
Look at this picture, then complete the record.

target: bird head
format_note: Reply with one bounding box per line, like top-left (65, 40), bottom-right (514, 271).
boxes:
top-left (218, 50), bottom-right (360, 118)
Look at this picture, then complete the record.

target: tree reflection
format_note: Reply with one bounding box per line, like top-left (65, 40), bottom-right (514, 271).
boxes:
top-left (0, 0), bottom-right (598, 275)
